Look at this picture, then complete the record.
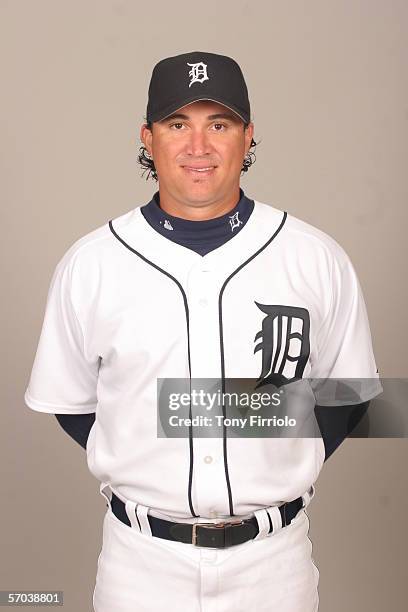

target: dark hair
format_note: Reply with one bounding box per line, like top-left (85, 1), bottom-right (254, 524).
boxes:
top-left (137, 119), bottom-right (259, 182)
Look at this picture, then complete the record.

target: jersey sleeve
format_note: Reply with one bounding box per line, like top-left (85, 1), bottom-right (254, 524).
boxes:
top-left (311, 246), bottom-right (383, 406)
top-left (24, 251), bottom-right (99, 414)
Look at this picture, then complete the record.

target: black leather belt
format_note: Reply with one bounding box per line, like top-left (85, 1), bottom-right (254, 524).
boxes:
top-left (109, 492), bottom-right (305, 548)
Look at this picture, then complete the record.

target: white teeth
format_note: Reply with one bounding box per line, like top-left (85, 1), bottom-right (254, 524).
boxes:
top-left (185, 167), bottom-right (214, 172)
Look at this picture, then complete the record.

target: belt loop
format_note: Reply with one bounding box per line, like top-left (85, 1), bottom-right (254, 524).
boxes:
top-left (302, 484), bottom-right (316, 509)
top-left (99, 482), bottom-right (112, 510)
top-left (253, 508), bottom-right (271, 540)
top-left (267, 505), bottom-right (283, 535)
top-left (125, 500), bottom-right (141, 531)
top-left (136, 503), bottom-right (152, 536)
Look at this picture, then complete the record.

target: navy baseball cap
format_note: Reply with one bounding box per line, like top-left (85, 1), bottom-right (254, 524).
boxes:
top-left (146, 51), bottom-right (251, 125)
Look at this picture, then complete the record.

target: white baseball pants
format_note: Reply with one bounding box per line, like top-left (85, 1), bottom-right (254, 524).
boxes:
top-left (93, 486), bottom-right (319, 612)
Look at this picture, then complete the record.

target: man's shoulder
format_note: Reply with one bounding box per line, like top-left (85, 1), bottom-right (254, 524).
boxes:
top-left (253, 199), bottom-right (350, 267)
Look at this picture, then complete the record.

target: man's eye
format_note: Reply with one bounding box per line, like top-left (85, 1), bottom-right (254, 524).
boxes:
top-left (168, 122), bottom-right (227, 130)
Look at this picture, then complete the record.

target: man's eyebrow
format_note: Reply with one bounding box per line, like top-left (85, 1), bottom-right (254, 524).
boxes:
top-left (207, 113), bottom-right (241, 122)
top-left (160, 113), bottom-right (189, 122)
top-left (159, 112), bottom-right (241, 123)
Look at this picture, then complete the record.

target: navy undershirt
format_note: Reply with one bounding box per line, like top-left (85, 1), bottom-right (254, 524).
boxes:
top-left (140, 187), bottom-right (255, 256)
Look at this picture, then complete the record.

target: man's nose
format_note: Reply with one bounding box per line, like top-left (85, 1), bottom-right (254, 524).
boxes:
top-left (186, 129), bottom-right (211, 157)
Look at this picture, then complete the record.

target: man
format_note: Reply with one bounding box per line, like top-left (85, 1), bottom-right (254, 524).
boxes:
top-left (24, 51), bottom-right (382, 611)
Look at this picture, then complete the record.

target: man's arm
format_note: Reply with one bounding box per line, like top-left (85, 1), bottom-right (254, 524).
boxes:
top-left (54, 413), bottom-right (96, 450)
top-left (314, 400), bottom-right (370, 462)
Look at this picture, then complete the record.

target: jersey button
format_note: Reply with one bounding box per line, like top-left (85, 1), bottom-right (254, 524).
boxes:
top-left (204, 455), bottom-right (213, 464)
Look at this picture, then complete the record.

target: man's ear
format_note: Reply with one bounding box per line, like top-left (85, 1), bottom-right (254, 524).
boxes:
top-left (140, 123), bottom-right (153, 156)
top-left (244, 122), bottom-right (254, 156)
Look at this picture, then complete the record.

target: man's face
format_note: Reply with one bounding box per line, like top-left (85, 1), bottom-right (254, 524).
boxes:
top-left (140, 100), bottom-right (254, 208)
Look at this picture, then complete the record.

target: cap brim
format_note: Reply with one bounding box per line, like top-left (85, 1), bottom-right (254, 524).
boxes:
top-left (152, 96), bottom-right (248, 124)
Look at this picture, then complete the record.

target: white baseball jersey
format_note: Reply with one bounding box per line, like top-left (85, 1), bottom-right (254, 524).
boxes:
top-left (24, 199), bottom-right (382, 520)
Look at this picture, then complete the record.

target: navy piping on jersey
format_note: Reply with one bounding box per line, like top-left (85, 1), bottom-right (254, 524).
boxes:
top-left (218, 210), bottom-right (288, 516)
top-left (108, 207), bottom-right (287, 519)
top-left (108, 219), bottom-right (199, 518)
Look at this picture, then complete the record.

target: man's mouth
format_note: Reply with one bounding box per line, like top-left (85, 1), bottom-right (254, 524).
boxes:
top-left (182, 166), bottom-right (217, 175)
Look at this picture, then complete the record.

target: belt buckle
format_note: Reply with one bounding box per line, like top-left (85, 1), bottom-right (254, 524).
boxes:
top-left (191, 519), bottom-right (244, 547)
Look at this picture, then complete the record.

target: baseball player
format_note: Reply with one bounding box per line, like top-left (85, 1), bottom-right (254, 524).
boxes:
top-left (24, 51), bottom-right (382, 612)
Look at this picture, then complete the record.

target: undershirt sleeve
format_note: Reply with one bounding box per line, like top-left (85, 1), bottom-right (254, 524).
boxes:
top-left (54, 413), bottom-right (96, 450)
top-left (314, 400), bottom-right (370, 461)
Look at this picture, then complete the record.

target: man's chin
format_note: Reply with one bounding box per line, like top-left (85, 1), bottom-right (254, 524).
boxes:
top-left (179, 194), bottom-right (221, 208)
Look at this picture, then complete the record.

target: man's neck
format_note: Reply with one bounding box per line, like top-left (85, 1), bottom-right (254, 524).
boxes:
top-left (156, 186), bottom-right (241, 221)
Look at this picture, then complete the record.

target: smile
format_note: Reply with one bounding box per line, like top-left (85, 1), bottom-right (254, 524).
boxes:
top-left (182, 166), bottom-right (216, 176)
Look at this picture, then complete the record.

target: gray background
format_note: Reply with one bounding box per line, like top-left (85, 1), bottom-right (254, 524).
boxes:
top-left (1, 0), bottom-right (407, 610)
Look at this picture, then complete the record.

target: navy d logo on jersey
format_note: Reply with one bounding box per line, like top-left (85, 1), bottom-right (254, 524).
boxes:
top-left (187, 62), bottom-right (209, 87)
top-left (254, 303), bottom-right (310, 388)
